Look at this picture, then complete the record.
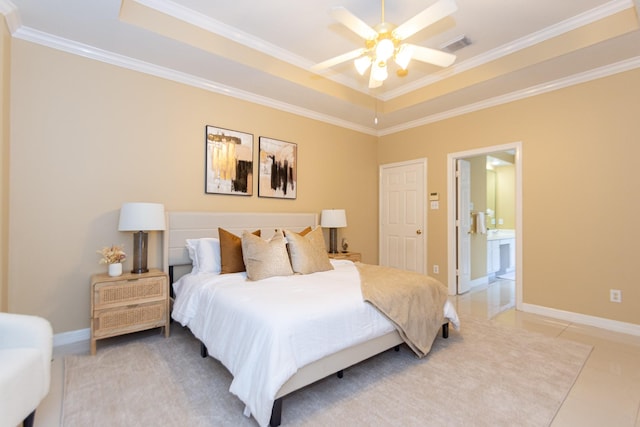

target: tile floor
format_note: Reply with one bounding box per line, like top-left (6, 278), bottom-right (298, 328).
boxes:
top-left (35, 279), bottom-right (640, 426)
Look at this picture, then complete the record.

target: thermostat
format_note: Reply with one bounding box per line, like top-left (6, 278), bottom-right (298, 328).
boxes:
top-left (429, 192), bottom-right (439, 201)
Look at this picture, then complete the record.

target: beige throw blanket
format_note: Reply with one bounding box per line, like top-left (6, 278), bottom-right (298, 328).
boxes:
top-left (357, 263), bottom-right (448, 358)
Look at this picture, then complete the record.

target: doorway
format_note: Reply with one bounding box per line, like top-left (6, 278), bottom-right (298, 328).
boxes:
top-left (447, 142), bottom-right (523, 310)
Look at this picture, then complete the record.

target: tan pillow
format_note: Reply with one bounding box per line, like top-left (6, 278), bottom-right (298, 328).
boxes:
top-left (298, 226), bottom-right (312, 236)
top-left (242, 230), bottom-right (294, 280)
top-left (219, 228), bottom-right (261, 274)
top-left (284, 227), bottom-right (334, 274)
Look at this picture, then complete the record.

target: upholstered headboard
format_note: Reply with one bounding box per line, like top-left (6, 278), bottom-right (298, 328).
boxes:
top-left (163, 211), bottom-right (318, 281)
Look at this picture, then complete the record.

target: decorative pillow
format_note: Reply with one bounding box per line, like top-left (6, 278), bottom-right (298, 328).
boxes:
top-left (284, 227), bottom-right (334, 274)
top-left (242, 230), bottom-right (294, 281)
top-left (186, 237), bottom-right (221, 274)
top-left (298, 226), bottom-right (312, 236)
top-left (219, 228), bottom-right (261, 274)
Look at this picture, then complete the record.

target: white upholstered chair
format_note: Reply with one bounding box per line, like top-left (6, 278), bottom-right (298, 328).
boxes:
top-left (0, 312), bottom-right (53, 427)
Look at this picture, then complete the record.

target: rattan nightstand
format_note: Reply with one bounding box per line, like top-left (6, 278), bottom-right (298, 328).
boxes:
top-left (327, 252), bottom-right (362, 262)
top-left (90, 268), bottom-right (170, 355)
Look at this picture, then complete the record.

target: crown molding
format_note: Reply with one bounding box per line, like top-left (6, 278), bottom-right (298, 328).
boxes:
top-left (379, 55), bottom-right (640, 136)
top-left (6, 14), bottom-right (640, 137)
top-left (134, 0), bottom-right (309, 69)
top-left (0, 0), bottom-right (14, 15)
top-left (133, 0), bottom-right (363, 92)
top-left (0, 0), bottom-right (20, 33)
top-left (12, 26), bottom-right (377, 136)
top-left (137, 0), bottom-right (634, 101)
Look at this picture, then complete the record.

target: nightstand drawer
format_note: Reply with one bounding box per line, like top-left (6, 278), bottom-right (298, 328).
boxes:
top-left (93, 301), bottom-right (167, 338)
top-left (94, 276), bottom-right (167, 309)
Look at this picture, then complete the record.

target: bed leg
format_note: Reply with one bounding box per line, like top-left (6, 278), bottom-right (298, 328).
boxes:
top-left (442, 323), bottom-right (449, 339)
top-left (200, 342), bottom-right (208, 358)
top-left (337, 370), bottom-right (343, 378)
top-left (270, 398), bottom-right (283, 427)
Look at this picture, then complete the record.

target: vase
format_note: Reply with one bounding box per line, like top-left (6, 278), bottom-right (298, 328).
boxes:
top-left (108, 263), bottom-right (123, 277)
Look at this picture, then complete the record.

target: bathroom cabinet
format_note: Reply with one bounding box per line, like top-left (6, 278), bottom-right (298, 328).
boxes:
top-left (487, 232), bottom-right (515, 276)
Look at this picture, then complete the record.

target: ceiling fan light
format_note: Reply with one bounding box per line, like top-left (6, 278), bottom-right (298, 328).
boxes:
top-left (371, 61), bottom-right (388, 82)
top-left (354, 56), bottom-right (372, 75)
top-left (395, 44), bottom-right (414, 70)
top-left (375, 38), bottom-right (395, 61)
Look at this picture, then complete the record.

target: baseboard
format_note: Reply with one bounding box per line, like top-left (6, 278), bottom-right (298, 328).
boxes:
top-left (53, 328), bottom-right (90, 348)
top-left (521, 303), bottom-right (640, 337)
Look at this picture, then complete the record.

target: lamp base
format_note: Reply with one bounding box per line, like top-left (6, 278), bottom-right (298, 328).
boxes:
top-left (328, 228), bottom-right (339, 254)
top-left (131, 231), bottom-right (149, 274)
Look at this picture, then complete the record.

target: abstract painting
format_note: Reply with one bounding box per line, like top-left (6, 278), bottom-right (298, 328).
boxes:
top-left (258, 137), bottom-right (297, 199)
top-left (205, 125), bottom-right (253, 196)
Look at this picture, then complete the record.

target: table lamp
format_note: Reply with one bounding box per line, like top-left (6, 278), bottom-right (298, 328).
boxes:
top-left (321, 209), bottom-right (347, 254)
top-left (118, 202), bottom-right (166, 274)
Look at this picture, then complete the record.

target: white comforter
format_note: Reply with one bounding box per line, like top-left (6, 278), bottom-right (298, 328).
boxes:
top-left (172, 260), bottom-right (459, 427)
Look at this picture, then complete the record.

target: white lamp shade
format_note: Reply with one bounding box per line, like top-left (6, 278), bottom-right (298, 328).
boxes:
top-left (321, 209), bottom-right (347, 228)
top-left (118, 202), bottom-right (166, 231)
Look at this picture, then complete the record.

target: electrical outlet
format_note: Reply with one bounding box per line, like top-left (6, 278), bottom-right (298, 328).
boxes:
top-left (433, 265), bottom-right (439, 274)
top-left (610, 289), bottom-right (622, 303)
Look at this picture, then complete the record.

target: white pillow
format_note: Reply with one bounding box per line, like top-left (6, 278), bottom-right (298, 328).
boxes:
top-left (186, 238), bottom-right (221, 274)
top-left (241, 230), bottom-right (293, 281)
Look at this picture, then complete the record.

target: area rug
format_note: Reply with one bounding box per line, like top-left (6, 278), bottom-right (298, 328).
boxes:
top-left (62, 316), bottom-right (592, 426)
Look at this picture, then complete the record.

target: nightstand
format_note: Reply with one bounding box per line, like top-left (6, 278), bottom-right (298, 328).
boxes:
top-left (328, 252), bottom-right (362, 262)
top-left (90, 268), bottom-right (170, 355)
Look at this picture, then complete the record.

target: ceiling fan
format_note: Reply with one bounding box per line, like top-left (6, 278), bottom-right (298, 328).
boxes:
top-left (312, 0), bottom-right (458, 88)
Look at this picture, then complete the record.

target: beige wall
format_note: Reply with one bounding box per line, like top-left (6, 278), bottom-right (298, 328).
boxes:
top-left (8, 40), bottom-right (378, 333)
top-left (5, 35), bottom-right (640, 334)
top-left (0, 20), bottom-right (10, 312)
top-left (495, 165), bottom-right (515, 229)
top-left (379, 68), bottom-right (640, 325)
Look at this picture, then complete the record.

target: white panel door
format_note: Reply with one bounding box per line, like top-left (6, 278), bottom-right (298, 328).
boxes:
top-left (457, 159), bottom-right (472, 293)
top-left (380, 160), bottom-right (426, 273)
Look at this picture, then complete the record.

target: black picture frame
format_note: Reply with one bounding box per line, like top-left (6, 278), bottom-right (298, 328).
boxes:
top-left (258, 137), bottom-right (297, 199)
top-left (204, 125), bottom-right (253, 196)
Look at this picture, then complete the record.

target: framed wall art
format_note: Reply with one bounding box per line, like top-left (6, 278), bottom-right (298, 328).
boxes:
top-left (258, 137), bottom-right (297, 199)
top-left (205, 125), bottom-right (253, 196)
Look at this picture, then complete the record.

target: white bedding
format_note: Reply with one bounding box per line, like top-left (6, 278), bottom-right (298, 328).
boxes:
top-left (172, 260), bottom-right (459, 427)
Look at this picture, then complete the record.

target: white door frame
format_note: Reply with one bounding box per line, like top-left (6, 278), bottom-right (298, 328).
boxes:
top-left (446, 142), bottom-right (523, 310)
top-left (379, 158), bottom-right (427, 273)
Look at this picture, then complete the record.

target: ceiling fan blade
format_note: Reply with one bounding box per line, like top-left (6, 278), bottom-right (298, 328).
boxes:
top-left (409, 44), bottom-right (456, 67)
top-left (330, 6), bottom-right (378, 41)
top-left (311, 48), bottom-right (367, 71)
top-left (393, 0), bottom-right (458, 41)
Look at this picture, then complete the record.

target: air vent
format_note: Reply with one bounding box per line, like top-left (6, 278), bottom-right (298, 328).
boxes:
top-left (440, 35), bottom-right (471, 53)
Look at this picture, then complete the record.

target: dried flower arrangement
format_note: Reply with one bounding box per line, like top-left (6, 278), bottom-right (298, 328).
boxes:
top-left (97, 244), bottom-right (126, 264)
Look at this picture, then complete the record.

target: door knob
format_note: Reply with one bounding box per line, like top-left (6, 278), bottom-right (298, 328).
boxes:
top-left (416, 229), bottom-right (422, 235)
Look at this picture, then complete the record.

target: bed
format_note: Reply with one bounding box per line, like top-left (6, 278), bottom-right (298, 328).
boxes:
top-left (164, 212), bottom-right (460, 427)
